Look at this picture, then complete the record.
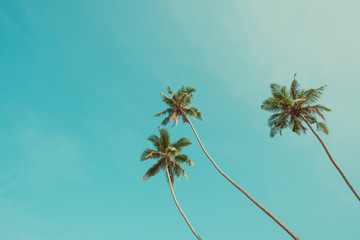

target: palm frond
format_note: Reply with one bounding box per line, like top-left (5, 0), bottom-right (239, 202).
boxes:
top-left (303, 85), bottom-right (326, 104)
top-left (159, 128), bottom-right (170, 150)
top-left (140, 148), bottom-right (162, 161)
top-left (172, 161), bottom-right (188, 180)
top-left (174, 154), bottom-right (195, 167)
top-left (185, 107), bottom-right (203, 121)
top-left (160, 93), bottom-right (176, 106)
top-left (159, 116), bottom-right (171, 127)
top-left (270, 126), bottom-right (279, 137)
top-left (290, 78), bottom-right (300, 99)
top-left (172, 138), bottom-right (192, 151)
top-left (148, 135), bottom-right (161, 150)
top-left (142, 159), bottom-right (164, 181)
top-left (270, 83), bottom-right (284, 99)
top-left (261, 97), bottom-right (282, 113)
top-left (317, 122), bottom-right (329, 134)
top-left (312, 104), bottom-right (331, 112)
top-left (167, 86), bottom-right (175, 96)
top-left (154, 108), bottom-right (172, 117)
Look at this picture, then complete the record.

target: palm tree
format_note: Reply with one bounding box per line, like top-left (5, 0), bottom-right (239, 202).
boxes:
top-left (155, 86), bottom-right (300, 240)
top-left (261, 73), bottom-right (360, 202)
top-left (141, 128), bottom-right (202, 240)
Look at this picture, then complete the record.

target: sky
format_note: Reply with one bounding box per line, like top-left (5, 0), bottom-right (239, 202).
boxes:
top-left (0, 0), bottom-right (359, 239)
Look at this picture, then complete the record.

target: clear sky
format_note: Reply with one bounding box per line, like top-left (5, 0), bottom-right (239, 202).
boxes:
top-left (0, 0), bottom-right (359, 239)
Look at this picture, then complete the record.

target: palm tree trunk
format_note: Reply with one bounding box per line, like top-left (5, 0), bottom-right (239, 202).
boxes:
top-left (183, 113), bottom-right (300, 240)
top-left (165, 165), bottom-right (202, 240)
top-left (301, 116), bottom-right (360, 201)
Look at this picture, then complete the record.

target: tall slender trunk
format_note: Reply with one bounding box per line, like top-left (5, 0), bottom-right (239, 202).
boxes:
top-left (165, 165), bottom-right (202, 240)
top-left (183, 113), bottom-right (300, 240)
top-left (301, 116), bottom-right (360, 201)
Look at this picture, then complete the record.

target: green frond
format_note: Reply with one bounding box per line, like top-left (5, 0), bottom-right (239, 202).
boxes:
top-left (313, 104), bottom-right (331, 112)
top-left (289, 116), bottom-right (307, 135)
top-left (185, 86), bottom-right (196, 95)
top-left (167, 86), bottom-right (175, 96)
top-left (185, 107), bottom-right (203, 121)
top-left (270, 127), bottom-right (279, 137)
top-left (154, 108), bottom-right (172, 117)
top-left (172, 138), bottom-right (192, 151)
top-left (160, 92), bottom-right (176, 106)
top-left (172, 161), bottom-right (188, 180)
top-left (304, 85), bottom-right (327, 104)
top-left (159, 116), bottom-right (171, 127)
top-left (290, 78), bottom-right (300, 99)
top-left (178, 91), bottom-right (191, 105)
top-left (140, 148), bottom-right (162, 161)
top-left (140, 148), bottom-right (153, 161)
top-left (268, 113), bottom-right (289, 129)
top-left (297, 89), bottom-right (306, 98)
top-left (174, 154), bottom-right (195, 167)
top-left (317, 122), bottom-right (329, 134)
top-left (270, 83), bottom-right (284, 99)
top-left (159, 128), bottom-right (170, 150)
top-left (261, 97), bottom-right (282, 113)
top-left (147, 135), bottom-right (160, 150)
top-left (142, 159), bottom-right (164, 181)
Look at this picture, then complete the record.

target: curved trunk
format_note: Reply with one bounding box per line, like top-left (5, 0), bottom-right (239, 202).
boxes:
top-left (183, 113), bottom-right (300, 240)
top-left (166, 166), bottom-right (202, 240)
top-left (301, 116), bottom-right (360, 201)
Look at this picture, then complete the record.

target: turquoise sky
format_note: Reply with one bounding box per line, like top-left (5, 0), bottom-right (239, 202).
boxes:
top-left (1, 1), bottom-right (359, 239)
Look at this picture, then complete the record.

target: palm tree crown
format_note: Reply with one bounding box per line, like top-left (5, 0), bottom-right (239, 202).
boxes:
top-left (155, 86), bottom-right (203, 126)
top-left (261, 73), bottom-right (331, 137)
top-left (141, 128), bottom-right (195, 184)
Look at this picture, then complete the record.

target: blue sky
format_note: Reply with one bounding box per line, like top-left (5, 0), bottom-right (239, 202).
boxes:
top-left (1, 0), bottom-right (359, 239)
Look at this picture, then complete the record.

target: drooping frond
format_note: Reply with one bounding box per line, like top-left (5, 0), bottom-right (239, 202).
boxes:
top-left (174, 154), bottom-right (195, 167)
top-left (142, 159), bottom-right (164, 181)
top-left (268, 113), bottom-right (289, 128)
top-left (316, 122), bottom-right (329, 134)
top-left (303, 114), bottom-right (318, 124)
top-left (185, 107), bottom-right (203, 121)
top-left (289, 117), bottom-right (307, 135)
top-left (307, 106), bottom-right (326, 121)
top-left (159, 116), bottom-right (171, 127)
top-left (312, 104), bottom-right (331, 112)
top-left (270, 127), bottom-right (280, 137)
top-left (171, 161), bottom-right (188, 180)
